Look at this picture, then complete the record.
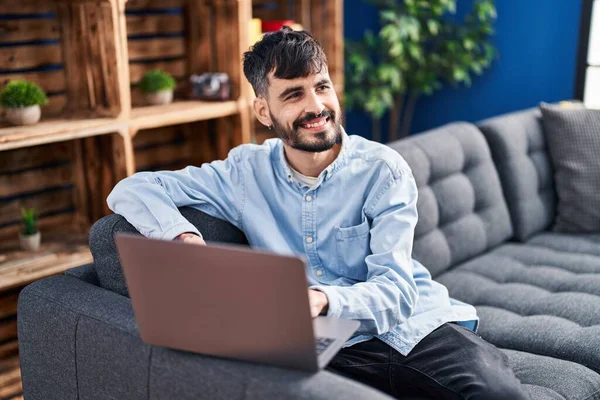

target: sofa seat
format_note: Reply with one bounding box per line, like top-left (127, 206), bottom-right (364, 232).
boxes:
top-left (436, 232), bottom-right (600, 398)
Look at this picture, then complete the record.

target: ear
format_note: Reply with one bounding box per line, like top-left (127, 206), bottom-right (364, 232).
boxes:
top-left (253, 97), bottom-right (272, 128)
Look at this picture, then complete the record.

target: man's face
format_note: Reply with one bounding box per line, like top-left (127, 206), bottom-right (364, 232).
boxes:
top-left (265, 72), bottom-right (342, 153)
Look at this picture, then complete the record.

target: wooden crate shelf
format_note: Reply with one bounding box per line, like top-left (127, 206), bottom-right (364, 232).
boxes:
top-left (0, 233), bottom-right (91, 292)
top-left (129, 100), bottom-right (242, 133)
top-left (0, 354), bottom-right (22, 400)
top-left (0, 118), bottom-right (127, 151)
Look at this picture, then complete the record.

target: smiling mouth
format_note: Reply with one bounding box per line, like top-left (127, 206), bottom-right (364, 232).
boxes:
top-left (300, 117), bottom-right (330, 130)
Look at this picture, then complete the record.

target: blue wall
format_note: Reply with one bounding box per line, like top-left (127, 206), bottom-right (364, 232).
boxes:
top-left (343, 0), bottom-right (583, 140)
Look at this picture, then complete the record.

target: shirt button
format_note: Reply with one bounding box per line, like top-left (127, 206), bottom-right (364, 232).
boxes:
top-left (306, 236), bottom-right (313, 244)
top-left (305, 195), bottom-right (313, 202)
top-left (316, 269), bottom-right (323, 277)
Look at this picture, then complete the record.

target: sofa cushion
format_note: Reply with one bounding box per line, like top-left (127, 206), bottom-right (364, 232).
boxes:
top-left (502, 348), bottom-right (600, 400)
top-left (539, 103), bottom-right (600, 233)
top-left (435, 232), bottom-right (600, 375)
top-left (478, 107), bottom-right (556, 242)
top-left (89, 207), bottom-right (248, 297)
top-left (388, 122), bottom-right (513, 277)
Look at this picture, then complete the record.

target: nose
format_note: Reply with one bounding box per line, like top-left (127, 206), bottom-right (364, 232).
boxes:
top-left (304, 91), bottom-right (325, 116)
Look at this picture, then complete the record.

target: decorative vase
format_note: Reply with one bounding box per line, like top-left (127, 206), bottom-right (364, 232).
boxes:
top-left (145, 89), bottom-right (174, 105)
top-left (5, 105), bottom-right (41, 125)
top-left (19, 231), bottom-right (41, 251)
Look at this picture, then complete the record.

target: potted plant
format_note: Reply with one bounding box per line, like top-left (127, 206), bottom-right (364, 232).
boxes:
top-left (20, 207), bottom-right (41, 251)
top-left (346, 0), bottom-right (497, 141)
top-left (0, 80), bottom-right (48, 125)
top-left (139, 69), bottom-right (176, 105)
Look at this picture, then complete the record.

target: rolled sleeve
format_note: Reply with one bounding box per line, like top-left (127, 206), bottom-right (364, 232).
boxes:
top-left (107, 148), bottom-right (244, 240)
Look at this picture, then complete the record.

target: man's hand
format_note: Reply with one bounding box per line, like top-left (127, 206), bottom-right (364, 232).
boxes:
top-left (308, 289), bottom-right (329, 318)
top-left (174, 232), bottom-right (206, 246)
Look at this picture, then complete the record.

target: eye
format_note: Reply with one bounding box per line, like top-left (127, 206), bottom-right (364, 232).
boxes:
top-left (317, 85), bottom-right (330, 92)
top-left (286, 92), bottom-right (301, 100)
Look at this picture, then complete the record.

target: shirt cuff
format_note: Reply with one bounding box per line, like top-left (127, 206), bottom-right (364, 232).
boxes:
top-left (309, 285), bottom-right (341, 319)
top-left (160, 223), bottom-right (202, 241)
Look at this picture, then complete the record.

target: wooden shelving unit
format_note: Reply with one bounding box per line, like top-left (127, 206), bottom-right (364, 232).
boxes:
top-left (0, 0), bottom-right (343, 396)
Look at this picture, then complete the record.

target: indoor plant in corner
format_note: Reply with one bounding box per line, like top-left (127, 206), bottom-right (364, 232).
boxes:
top-left (140, 69), bottom-right (176, 105)
top-left (0, 80), bottom-right (48, 125)
top-left (20, 207), bottom-right (41, 251)
top-left (345, 0), bottom-right (497, 141)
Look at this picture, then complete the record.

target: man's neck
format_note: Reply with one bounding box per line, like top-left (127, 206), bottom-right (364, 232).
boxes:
top-left (283, 143), bottom-right (342, 177)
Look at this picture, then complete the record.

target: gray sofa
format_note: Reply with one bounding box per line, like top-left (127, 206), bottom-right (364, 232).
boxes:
top-left (18, 107), bottom-right (600, 399)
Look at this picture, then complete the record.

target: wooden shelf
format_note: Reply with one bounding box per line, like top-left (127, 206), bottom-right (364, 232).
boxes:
top-left (0, 233), bottom-right (92, 292)
top-left (130, 100), bottom-right (241, 133)
top-left (0, 354), bottom-right (22, 400)
top-left (0, 117), bottom-right (127, 151)
top-left (0, 99), bottom-right (248, 151)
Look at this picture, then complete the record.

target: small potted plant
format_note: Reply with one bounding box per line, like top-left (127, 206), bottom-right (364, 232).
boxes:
top-left (0, 80), bottom-right (48, 125)
top-left (20, 207), bottom-right (41, 251)
top-left (139, 69), bottom-right (176, 105)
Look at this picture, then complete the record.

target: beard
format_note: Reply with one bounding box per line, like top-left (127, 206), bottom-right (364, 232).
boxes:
top-left (270, 108), bottom-right (343, 153)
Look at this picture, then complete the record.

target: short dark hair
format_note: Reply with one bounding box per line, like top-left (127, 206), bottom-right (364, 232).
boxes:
top-left (243, 26), bottom-right (328, 98)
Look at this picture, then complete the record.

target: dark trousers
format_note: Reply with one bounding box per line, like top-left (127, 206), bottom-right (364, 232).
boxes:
top-left (326, 323), bottom-right (530, 400)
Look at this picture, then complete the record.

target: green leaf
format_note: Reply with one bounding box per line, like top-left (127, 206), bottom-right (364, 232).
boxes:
top-left (380, 24), bottom-right (399, 42)
top-left (484, 43), bottom-right (496, 59)
top-left (389, 42), bottom-right (404, 57)
top-left (380, 10), bottom-right (397, 23)
top-left (364, 30), bottom-right (377, 47)
top-left (471, 62), bottom-right (483, 74)
top-left (427, 19), bottom-right (439, 35)
top-left (452, 68), bottom-right (467, 82)
top-left (447, 0), bottom-right (457, 14)
top-left (408, 44), bottom-right (422, 61)
top-left (463, 38), bottom-right (475, 50)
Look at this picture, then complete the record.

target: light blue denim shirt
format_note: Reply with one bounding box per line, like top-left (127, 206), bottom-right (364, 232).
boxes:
top-left (107, 129), bottom-right (478, 355)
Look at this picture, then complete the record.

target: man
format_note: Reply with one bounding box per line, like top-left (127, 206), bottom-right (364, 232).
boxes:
top-left (107, 27), bottom-right (530, 399)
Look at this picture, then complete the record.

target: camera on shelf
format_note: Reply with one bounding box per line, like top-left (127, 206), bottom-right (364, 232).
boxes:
top-left (188, 73), bottom-right (231, 101)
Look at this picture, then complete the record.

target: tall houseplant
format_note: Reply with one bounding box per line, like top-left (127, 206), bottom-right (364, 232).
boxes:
top-left (345, 0), bottom-right (497, 141)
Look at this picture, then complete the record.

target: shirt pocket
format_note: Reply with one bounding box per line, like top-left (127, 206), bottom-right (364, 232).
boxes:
top-left (335, 219), bottom-right (371, 280)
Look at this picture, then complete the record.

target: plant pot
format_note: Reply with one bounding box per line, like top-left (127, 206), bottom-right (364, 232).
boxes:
top-left (19, 231), bottom-right (41, 251)
top-left (5, 105), bottom-right (41, 125)
top-left (145, 89), bottom-right (174, 105)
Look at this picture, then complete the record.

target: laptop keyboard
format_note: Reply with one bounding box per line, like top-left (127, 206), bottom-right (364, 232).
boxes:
top-left (315, 337), bottom-right (335, 355)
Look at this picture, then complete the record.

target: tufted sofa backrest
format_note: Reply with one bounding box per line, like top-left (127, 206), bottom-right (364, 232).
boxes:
top-left (388, 122), bottom-right (513, 277)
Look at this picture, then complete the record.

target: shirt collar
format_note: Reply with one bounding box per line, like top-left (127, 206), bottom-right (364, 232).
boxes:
top-left (276, 127), bottom-right (349, 186)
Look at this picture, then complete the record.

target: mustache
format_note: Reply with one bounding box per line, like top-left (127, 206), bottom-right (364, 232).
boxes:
top-left (293, 109), bottom-right (335, 130)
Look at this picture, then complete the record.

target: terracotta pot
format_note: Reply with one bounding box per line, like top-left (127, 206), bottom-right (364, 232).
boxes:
top-left (145, 89), bottom-right (174, 105)
top-left (19, 231), bottom-right (41, 251)
top-left (5, 105), bottom-right (41, 125)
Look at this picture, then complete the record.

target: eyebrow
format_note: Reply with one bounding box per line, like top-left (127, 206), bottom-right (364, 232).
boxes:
top-left (278, 79), bottom-right (332, 101)
top-left (278, 85), bottom-right (303, 101)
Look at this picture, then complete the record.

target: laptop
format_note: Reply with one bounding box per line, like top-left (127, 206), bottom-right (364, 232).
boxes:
top-left (115, 233), bottom-right (360, 372)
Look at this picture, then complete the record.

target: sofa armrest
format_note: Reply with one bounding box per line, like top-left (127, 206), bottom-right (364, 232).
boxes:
top-left (65, 263), bottom-right (100, 285)
top-left (89, 206), bottom-right (249, 297)
top-left (18, 275), bottom-right (393, 400)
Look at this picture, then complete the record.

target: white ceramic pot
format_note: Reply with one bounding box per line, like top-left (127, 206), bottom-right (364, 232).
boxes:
top-left (19, 231), bottom-right (41, 251)
top-left (5, 105), bottom-right (41, 125)
top-left (145, 89), bottom-right (174, 105)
